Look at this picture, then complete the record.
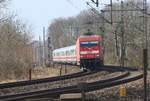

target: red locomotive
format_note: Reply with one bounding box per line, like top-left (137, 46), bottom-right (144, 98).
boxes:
top-left (53, 34), bottom-right (104, 69)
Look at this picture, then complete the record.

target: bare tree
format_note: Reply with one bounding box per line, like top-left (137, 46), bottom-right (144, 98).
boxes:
top-left (0, 15), bottom-right (33, 80)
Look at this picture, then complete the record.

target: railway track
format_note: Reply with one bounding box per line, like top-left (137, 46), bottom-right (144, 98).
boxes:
top-left (0, 71), bottom-right (143, 101)
top-left (0, 65), bottom-right (142, 101)
top-left (0, 65), bottom-right (135, 89)
top-left (0, 71), bottom-right (90, 89)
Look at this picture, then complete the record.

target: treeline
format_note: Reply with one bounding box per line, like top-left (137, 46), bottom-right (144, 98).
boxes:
top-left (48, 10), bottom-right (102, 49)
top-left (0, 0), bottom-right (33, 80)
top-left (48, 0), bottom-right (150, 68)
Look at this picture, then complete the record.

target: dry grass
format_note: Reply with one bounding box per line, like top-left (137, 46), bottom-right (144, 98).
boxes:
top-left (0, 66), bottom-right (80, 84)
top-left (31, 67), bottom-right (60, 79)
top-left (32, 66), bottom-right (80, 79)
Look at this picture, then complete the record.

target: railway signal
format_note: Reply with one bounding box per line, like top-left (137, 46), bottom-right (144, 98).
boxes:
top-left (47, 36), bottom-right (52, 64)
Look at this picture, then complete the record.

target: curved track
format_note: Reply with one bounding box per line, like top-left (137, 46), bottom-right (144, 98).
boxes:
top-left (0, 71), bottom-right (134, 101)
top-left (0, 65), bottom-right (143, 101)
top-left (0, 65), bottom-right (135, 89)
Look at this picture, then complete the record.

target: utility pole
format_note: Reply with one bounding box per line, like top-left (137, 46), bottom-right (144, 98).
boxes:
top-left (110, 0), bottom-right (113, 24)
top-left (33, 42), bottom-right (37, 67)
top-left (114, 23), bottom-right (120, 63)
top-left (48, 36), bottom-right (52, 65)
top-left (39, 36), bottom-right (42, 66)
top-left (120, 1), bottom-right (125, 67)
top-left (101, 10), bottom-right (105, 55)
top-left (24, 33), bottom-right (27, 61)
top-left (43, 27), bottom-right (46, 66)
top-left (143, 0), bottom-right (148, 100)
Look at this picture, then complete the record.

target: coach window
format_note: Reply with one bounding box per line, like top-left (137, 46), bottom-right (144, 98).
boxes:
top-left (68, 51), bottom-right (70, 56)
top-left (62, 52), bottom-right (64, 56)
top-left (70, 50), bottom-right (72, 55)
top-left (71, 50), bottom-right (73, 54)
top-left (66, 51), bottom-right (69, 56)
top-left (56, 53), bottom-right (58, 56)
top-left (61, 52), bottom-right (63, 56)
top-left (57, 53), bottom-right (59, 56)
top-left (71, 50), bottom-right (75, 55)
top-left (69, 51), bottom-right (71, 56)
top-left (73, 50), bottom-right (75, 55)
top-left (63, 51), bottom-right (65, 56)
top-left (69, 51), bottom-right (71, 55)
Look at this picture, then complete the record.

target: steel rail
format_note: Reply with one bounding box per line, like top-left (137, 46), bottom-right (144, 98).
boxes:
top-left (98, 65), bottom-right (139, 71)
top-left (0, 71), bottom-right (92, 89)
top-left (0, 72), bottom-right (130, 101)
top-left (84, 73), bottom-right (143, 92)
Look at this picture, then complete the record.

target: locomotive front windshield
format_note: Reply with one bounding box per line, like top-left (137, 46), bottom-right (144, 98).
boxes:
top-left (80, 41), bottom-right (98, 47)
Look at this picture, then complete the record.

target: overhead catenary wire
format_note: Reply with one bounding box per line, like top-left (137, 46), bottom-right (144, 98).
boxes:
top-left (66, 0), bottom-right (84, 11)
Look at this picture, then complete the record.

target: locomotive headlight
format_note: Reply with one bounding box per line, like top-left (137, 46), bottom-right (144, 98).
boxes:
top-left (80, 55), bottom-right (84, 58)
top-left (96, 54), bottom-right (99, 57)
top-left (91, 50), bottom-right (99, 54)
top-left (80, 51), bottom-right (88, 54)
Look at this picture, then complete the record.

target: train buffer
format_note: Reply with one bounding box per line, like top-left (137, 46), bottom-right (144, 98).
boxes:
top-left (60, 93), bottom-right (82, 101)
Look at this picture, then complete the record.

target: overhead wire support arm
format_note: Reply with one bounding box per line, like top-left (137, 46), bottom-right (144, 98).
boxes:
top-left (91, 0), bottom-right (118, 25)
top-left (86, 2), bottom-right (112, 24)
top-left (89, 0), bottom-right (113, 25)
top-left (103, 9), bottom-right (143, 12)
top-left (91, 0), bottom-right (99, 7)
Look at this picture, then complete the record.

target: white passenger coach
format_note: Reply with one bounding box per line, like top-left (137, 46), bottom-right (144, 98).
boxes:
top-left (52, 45), bottom-right (76, 63)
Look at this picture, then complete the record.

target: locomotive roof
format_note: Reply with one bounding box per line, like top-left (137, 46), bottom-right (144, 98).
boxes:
top-left (79, 34), bottom-right (102, 41)
top-left (80, 34), bottom-right (101, 37)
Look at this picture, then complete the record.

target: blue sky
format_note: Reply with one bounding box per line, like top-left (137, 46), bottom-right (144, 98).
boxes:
top-left (9, 0), bottom-right (88, 40)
